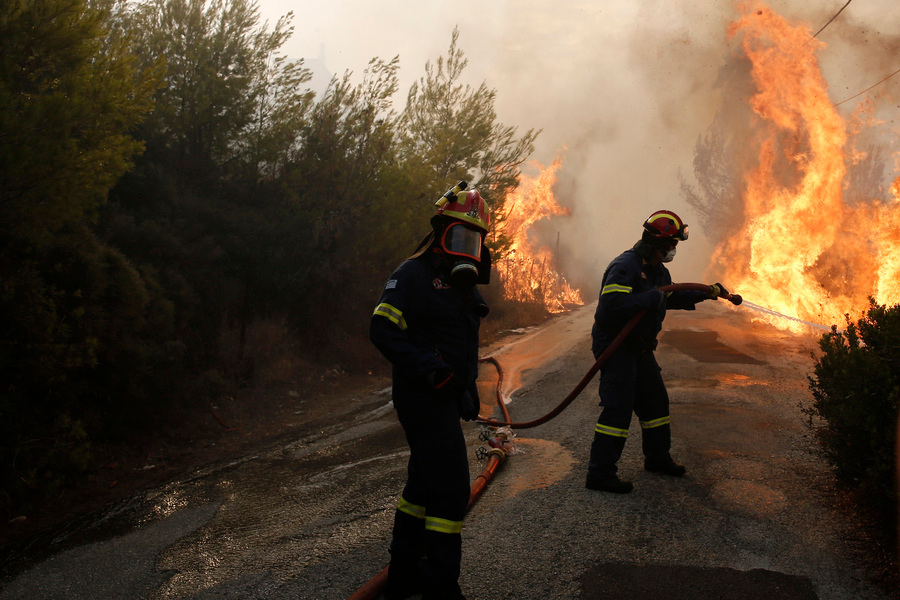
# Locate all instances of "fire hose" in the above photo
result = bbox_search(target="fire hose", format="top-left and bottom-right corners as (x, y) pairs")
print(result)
(479, 283), (742, 429)
(347, 282), (741, 600)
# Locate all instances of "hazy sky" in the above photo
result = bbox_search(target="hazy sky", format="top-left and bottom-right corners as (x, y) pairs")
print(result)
(255, 0), (899, 290)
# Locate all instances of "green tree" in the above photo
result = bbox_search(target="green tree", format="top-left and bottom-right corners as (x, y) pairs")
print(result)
(0, 0), (158, 244)
(104, 0), (315, 369)
(398, 27), (539, 257)
(126, 0), (313, 183)
(0, 0), (160, 507)
(283, 57), (403, 356)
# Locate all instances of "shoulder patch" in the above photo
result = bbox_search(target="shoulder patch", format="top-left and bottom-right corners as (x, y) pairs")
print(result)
(385, 279), (398, 290)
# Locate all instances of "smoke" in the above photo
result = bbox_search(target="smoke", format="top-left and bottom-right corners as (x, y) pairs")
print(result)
(260, 0), (900, 300)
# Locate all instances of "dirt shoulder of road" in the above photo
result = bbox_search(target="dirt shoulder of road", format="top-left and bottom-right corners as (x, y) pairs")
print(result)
(0, 372), (391, 555)
(0, 313), (547, 554)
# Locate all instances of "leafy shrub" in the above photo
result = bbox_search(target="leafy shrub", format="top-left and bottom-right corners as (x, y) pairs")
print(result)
(806, 299), (900, 533)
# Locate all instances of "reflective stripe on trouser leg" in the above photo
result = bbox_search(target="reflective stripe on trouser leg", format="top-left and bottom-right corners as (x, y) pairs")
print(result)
(639, 416), (670, 429)
(389, 496), (426, 581)
(398, 496), (426, 519)
(395, 395), (469, 589)
(595, 423), (629, 437)
(425, 515), (463, 534)
(588, 405), (633, 479)
(639, 417), (671, 461)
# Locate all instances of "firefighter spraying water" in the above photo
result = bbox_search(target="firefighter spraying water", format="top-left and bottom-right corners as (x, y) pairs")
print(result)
(585, 210), (740, 493)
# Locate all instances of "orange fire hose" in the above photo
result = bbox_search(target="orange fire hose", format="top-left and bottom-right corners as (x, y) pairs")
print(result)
(347, 282), (739, 599)
(347, 448), (509, 600)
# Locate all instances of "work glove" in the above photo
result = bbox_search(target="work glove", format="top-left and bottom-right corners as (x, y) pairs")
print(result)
(459, 390), (480, 421)
(708, 282), (728, 299)
(427, 366), (467, 402)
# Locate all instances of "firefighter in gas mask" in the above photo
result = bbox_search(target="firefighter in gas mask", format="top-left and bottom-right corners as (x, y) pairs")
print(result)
(586, 210), (731, 494)
(369, 184), (491, 600)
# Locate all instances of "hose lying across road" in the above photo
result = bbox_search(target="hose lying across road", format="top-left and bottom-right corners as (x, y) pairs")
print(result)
(347, 283), (741, 599)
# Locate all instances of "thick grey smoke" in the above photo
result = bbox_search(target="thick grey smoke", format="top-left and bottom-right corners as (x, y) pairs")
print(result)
(261, 0), (900, 298)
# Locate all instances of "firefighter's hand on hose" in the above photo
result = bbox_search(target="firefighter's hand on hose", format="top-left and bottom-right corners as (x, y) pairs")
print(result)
(458, 391), (479, 421)
(427, 366), (467, 401)
(708, 282), (728, 298)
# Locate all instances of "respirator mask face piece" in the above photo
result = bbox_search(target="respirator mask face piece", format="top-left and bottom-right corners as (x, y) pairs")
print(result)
(662, 246), (677, 263)
(441, 223), (484, 286)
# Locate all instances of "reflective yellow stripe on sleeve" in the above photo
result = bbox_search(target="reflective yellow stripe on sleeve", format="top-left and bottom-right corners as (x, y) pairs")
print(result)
(374, 302), (408, 331)
(601, 283), (632, 295)
(425, 516), (463, 534)
(595, 423), (629, 438)
(397, 497), (426, 520)
(639, 416), (671, 429)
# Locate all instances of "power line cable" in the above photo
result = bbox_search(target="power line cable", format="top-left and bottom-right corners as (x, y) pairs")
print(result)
(807, 1), (898, 108)
(813, 0), (852, 37)
(835, 66), (900, 106)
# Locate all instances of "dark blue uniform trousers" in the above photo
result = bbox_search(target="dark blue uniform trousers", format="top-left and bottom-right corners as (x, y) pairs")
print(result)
(389, 395), (470, 590)
(588, 348), (673, 480)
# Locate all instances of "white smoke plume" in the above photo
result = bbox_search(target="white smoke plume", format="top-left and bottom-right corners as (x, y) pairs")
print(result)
(260, 0), (900, 299)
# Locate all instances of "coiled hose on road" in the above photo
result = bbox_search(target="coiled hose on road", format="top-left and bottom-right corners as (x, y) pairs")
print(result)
(347, 283), (741, 600)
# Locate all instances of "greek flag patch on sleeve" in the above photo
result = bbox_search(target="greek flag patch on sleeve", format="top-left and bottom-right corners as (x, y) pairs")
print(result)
(385, 279), (398, 290)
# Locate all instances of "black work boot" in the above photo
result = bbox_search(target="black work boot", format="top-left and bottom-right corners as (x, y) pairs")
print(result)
(421, 581), (466, 600)
(585, 475), (633, 493)
(384, 563), (424, 600)
(644, 456), (686, 477)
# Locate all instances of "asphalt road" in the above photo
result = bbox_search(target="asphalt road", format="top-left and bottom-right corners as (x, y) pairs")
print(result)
(0, 302), (893, 600)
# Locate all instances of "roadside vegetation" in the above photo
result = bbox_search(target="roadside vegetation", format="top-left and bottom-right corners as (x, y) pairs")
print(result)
(0, 0), (547, 530)
(805, 300), (900, 549)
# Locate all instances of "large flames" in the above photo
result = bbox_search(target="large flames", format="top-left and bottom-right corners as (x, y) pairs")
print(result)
(496, 156), (584, 313)
(712, 2), (900, 332)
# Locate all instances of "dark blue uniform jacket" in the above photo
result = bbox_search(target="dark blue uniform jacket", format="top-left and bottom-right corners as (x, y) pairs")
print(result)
(370, 253), (487, 410)
(591, 242), (707, 358)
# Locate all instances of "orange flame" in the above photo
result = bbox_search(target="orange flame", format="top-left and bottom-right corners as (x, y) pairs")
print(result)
(712, 2), (900, 332)
(497, 155), (584, 313)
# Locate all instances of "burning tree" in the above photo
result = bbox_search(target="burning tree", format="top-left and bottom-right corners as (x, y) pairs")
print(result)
(494, 156), (584, 314)
(686, 2), (900, 332)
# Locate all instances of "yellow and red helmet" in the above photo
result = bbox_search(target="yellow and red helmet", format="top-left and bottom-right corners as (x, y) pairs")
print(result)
(643, 210), (689, 241)
(436, 189), (491, 233)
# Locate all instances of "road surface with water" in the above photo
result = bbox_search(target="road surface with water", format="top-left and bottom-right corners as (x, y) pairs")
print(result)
(0, 302), (892, 599)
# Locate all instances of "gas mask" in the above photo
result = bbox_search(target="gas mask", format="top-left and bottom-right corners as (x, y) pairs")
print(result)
(662, 246), (677, 263)
(440, 222), (484, 287)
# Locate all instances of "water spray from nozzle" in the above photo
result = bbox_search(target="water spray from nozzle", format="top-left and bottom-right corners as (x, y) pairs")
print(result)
(739, 298), (832, 331)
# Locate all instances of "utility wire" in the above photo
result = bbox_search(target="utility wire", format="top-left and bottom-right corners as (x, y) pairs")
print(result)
(835, 66), (900, 106)
(813, 0), (852, 37)
(808, 1), (899, 108)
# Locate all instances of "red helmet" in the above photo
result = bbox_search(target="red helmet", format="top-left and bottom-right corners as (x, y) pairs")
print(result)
(436, 189), (491, 233)
(643, 210), (689, 241)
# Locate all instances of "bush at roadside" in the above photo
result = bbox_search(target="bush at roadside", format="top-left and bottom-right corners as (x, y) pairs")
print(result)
(806, 299), (900, 538)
